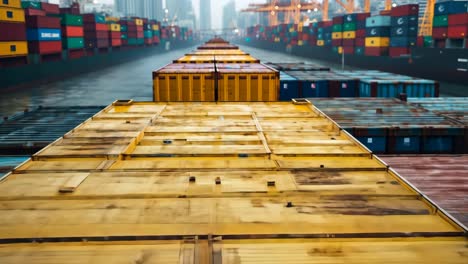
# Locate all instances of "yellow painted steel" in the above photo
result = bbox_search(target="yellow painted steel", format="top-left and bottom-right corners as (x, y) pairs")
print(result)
(153, 73), (215, 102)
(105, 16), (120, 22)
(332, 32), (342, 39)
(317, 40), (325, 46)
(343, 30), (356, 39)
(0, 6), (24, 23)
(108, 23), (121, 31)
(134, 18), (143, 26)
(189, 49), (246, 55)
(0, 0), (21, 8)
(365, 37), (390, 47)
(152, 24), (159, 31)
(0, 101), (466, 262)
(0, 41), (27, 57)
(174, 55), (260, 64)
(218, 73), (279, 102)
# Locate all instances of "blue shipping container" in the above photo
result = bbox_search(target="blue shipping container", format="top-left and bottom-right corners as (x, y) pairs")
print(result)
(359, 80), (404, 97)
(366, 16), (391, 27)
(391, 16), (419, 27)
(435, 0), (468, 15)
(390, 36), (417, 47)
(344, 14), (357, 23)
(404, 80), (438, 97)
(356, 20), (366, 29)
(301, 80), (329, 97)
(366, 27), (391, 37)
(423, 137), (454, 153)
(357, 136), (387, 153)
(279, 72), (300, 101)
(27, 29), (61, 41)
(393, 136), (420, 153)
(391, 26), (418, 37)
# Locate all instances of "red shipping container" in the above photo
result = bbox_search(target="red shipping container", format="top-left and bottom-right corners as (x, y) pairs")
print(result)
(144, 38), (153, 45)
(68, 49), (85, 59)
(111, 38), (122, 46)
(390, 4), (419, 17)
(0, 22), (26, 41)
(137, 31), (144, 38)
(84, 23), (107, 31)
(110, 32), (120, 39)
(448, 25), (467, 38)
(62, 26), (84, 37)
(365, 47), (389, 56)
(153, 36), (160, 44)
(137, 26), (143, 32)
(332, 39), (342, 46)
(355, 38), (365, 46)
(319, 21), (333, 27)
(389, 47), (411, 57)
(448, 13), (468, 26)
(342, 39), (354, 46)
(28, 41), (62, 54)
(127, 25), (137, 32)
(356, 29), (366, 38)
(432, 27), (448, 39)
(41, 3), (60, 14)
(380, 10), (391, 16)
(85, 31), (108, 39)
(85, 38), (109, 49)
(59, 7), (80, 15)
(120, 20), (136, 26)
(417, 36), (424, 47)
(25, 8), (46, 16)
(343, 46), (355, 54)
(127, 31), (137, 38)
(26, 16), (60, 29)
(333, 16), (344, 24)
(356, 13), (371, 21)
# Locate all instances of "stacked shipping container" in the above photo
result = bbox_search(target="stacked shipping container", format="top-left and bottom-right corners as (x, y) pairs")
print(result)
(143, 21), (153, 45)
(83, 14), (109, 50)
(24, 1), (62, 61)
(390, 4), (419, 57)
(151, 20), (161, 44)
(365, 15), (391, 56)
(0, 0), (27, 64)
(107, 20), (121, 48)
(56, 14), (84, 58)
(433, 0), (468, 48)
(331, 15), (343, 53)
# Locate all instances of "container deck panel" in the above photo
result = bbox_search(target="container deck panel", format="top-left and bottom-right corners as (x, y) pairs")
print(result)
(0, 102), (465, 262)
(381, 155), (468, 227)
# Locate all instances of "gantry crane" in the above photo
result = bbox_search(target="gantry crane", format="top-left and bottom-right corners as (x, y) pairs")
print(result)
(242, 0), (394, 24)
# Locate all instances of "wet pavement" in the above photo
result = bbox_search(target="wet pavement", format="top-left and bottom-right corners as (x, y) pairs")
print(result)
(1, 44), (466, 117)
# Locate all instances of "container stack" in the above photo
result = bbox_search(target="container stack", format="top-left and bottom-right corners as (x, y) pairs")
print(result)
(285, 71), (358, 98)
(26, 18), (62, 63)
(151, 20), (161, 45)
(353, 13), (370, 55)
(307, 22), (318, 46)
(107, 19), (121, 48)
(0, 0), (28, 66)
(317, 21), (332, 47)
(442, 0), (468, 48)
(57, 13), (84, 59)
(331, 15), (343, 53)
(389, 4), (419, 57)
(365, 15), (391, 56)
(135, 18), (144, 45)
(143, 21), (153, 45)
(83, 14), (109, 51)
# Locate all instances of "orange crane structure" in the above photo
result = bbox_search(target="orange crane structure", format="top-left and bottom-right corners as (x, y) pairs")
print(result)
(242, 0), (399, 24)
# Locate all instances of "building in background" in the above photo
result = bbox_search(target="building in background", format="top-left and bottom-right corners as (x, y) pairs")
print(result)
(200, 0), (211, 30)
(222, 0), (237, 29)
(165, 0), (196, 28)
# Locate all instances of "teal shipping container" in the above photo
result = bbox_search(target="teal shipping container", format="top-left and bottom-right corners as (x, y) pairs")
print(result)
(366, 16), (391, 27)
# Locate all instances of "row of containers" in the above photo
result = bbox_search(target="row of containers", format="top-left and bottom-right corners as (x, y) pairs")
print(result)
(152, 38), (439, 102)
(246, 1), (468, 56)
(274, 63), (439, 99)
(0, 0), (193, 66)
(310, 97), (468, 154)
(153, 38), (280, 102)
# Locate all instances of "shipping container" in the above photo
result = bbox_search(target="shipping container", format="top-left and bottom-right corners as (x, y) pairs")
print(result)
(26, 28), (61, 41)
(26, 16), (60, 28)
(174, 55), (260, 64)
(0, 101), (465, 263)
(366, 16), (391, 27)
(0, 0), (21, 8)
(0, 41), (27, 56)
(153, 63), (279, 102)
(62, 37), (84, 49)
(0, 6), (24, 23)
(27, 40), (62, 54)
(279, 71), (300, 101)
(264, 62), (330, 71)
(54, 14), (83, 26)
(0, 22), (26, 41)
(435, 0), (468, 15)
(311, 98), (466, 154)
(285, 71), (358, 98)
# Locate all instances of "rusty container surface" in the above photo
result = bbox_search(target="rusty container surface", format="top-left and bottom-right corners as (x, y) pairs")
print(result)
(0, 101), (466, 263)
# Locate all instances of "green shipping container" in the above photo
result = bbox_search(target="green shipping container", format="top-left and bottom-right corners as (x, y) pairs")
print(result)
(433, 15), (448, 27)
(121, 34), (128, 39)
(153, 31), (160, 36)
(343, 22), (356, 31)
(121, 25), (128, 32)
(144, 30), (153, 38)
(332, 24), (342, 32)
(355, 47), (364, 55)
(62, 37), (84, 49)
(332, 46), (339, 53)
(21, 1), (41, 9)
(54, 14), (83, 26)
(93, 15), (106, 24)
(423, 36), (433, 47)
(127, 38), (144, 45)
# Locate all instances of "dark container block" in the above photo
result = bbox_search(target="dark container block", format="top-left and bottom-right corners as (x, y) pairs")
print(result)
(0, 22), (26, 41)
